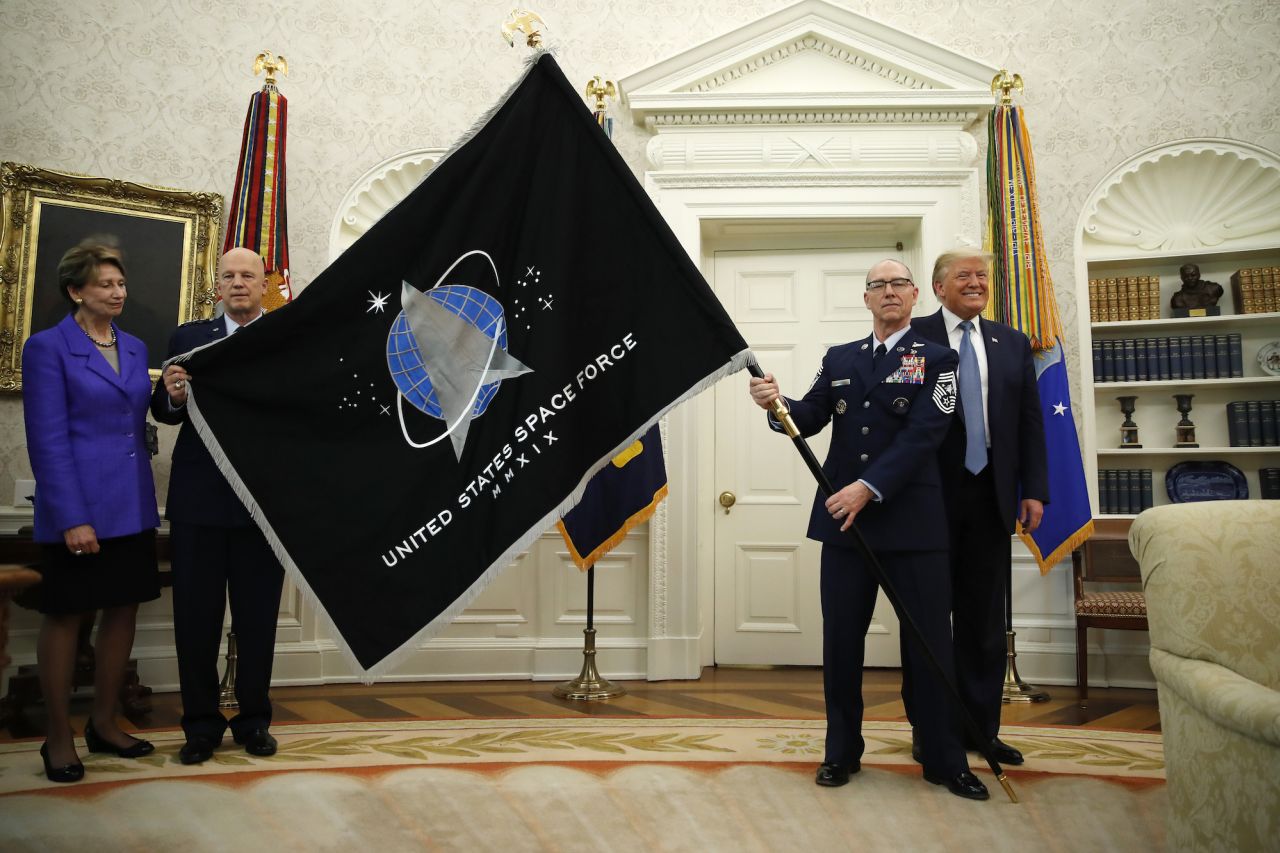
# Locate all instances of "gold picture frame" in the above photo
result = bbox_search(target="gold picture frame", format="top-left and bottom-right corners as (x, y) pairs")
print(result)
(0, 162), (223, 391)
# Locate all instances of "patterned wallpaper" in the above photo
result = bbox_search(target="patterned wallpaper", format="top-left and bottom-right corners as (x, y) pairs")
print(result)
(2, 0), (1278, 506)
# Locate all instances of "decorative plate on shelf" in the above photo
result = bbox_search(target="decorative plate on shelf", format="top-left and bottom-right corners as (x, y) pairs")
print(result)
(1166, 461), (1249, 503)
(1259, 341), (1280, 377)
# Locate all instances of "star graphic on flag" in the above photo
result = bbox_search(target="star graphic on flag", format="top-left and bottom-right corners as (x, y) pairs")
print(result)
(1052, 401), (1068, 416)
(367, 291), (389, 313)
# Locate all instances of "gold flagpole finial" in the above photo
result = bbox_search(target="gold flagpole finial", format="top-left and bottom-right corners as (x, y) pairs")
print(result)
(253, 51), (288, 91)
(991, 69), (1023, 106)
(502, 10), (547, 49)
(583, 76), (617, 113)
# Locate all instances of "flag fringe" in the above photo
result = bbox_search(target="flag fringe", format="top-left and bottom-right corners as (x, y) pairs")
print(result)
(182, 347), (751, 681)
(557, 482), (670, 571)
(1018, 518), (1095, 576)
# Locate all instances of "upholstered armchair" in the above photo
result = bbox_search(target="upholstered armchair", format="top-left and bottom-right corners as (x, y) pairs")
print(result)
(1129, 501), (1280, 853)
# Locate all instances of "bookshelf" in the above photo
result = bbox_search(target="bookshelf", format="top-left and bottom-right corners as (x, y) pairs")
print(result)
(1074, 139), (1280, 519)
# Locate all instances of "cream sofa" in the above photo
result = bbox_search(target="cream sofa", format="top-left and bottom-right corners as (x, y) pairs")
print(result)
(1129, 501), (1280, 853)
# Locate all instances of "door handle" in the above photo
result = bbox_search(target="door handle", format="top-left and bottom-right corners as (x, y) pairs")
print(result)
(718, 491), (736, 515)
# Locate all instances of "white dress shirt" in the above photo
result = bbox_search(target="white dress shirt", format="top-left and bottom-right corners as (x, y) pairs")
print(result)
(940, 305), (991, 446)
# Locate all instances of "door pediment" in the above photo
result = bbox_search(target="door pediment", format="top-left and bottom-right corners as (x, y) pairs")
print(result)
(620, 0), (999, 127)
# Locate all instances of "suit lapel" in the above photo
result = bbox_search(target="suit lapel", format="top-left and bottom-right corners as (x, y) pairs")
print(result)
(58, 315), (128, 394)
(117, 327), (145, 388)
(852, 335), (877, 391)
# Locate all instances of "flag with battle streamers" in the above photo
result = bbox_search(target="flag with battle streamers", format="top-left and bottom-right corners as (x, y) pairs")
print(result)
(224, 71), (291, 310)
(984, 99), (1093, 573)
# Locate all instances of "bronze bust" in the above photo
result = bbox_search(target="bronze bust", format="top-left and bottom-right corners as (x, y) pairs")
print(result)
(1170, 263), (1223, 310)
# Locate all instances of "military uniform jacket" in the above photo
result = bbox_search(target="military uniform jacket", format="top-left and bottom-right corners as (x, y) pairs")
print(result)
(149, 316), (254, 527)
(771, 332), (958, 553)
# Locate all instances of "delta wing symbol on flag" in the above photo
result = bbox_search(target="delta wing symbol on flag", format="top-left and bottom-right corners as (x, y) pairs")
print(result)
(172, 54), (750, 677)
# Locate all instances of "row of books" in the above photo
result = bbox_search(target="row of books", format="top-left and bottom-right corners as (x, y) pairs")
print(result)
(1230, 267), (1280, 315)
(1263, 468), (1280, 499)
(1100, 468), (1280, 514)
(1093, 334), (1243, 382)
(1088, 276), (1160, 322)
(1098, 469), (1153, 514)
(1226, 401), (1280, 446)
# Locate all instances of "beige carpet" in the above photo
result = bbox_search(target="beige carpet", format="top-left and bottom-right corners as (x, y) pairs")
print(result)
(0, 718), (1165, 851)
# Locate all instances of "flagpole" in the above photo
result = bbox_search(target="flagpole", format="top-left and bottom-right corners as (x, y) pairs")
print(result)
(550, 61), (626, 702)
(748, 359), (1018, 803)
(989, 69), (1053, 706)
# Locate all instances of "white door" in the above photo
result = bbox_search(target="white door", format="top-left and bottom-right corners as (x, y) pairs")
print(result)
(713, 247), (903, 666)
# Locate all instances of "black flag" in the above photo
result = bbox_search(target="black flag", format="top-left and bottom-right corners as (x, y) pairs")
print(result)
(175, 54), (749, 676)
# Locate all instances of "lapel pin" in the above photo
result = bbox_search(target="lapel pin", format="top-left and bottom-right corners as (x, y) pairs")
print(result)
(860, 343), (869, 350)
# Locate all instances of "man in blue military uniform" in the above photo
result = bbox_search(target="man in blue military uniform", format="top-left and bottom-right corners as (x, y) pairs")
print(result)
(749, 258), (988, 800)
(151, 247), (285, 765)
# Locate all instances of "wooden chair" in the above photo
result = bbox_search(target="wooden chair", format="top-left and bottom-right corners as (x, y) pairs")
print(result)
(1073, 519), (1148, 707)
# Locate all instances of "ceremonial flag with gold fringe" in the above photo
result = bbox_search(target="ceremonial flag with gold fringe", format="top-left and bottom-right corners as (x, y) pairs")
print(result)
(984, 97), (1093, 573)
(557, 100), (668, 569)
(224, 61), (291, 310)
(559, 424), (667, 569)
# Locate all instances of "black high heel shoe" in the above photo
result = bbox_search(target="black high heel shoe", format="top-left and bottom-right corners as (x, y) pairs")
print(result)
(40, 742), (84, 783)
(85, 718), (155, 758)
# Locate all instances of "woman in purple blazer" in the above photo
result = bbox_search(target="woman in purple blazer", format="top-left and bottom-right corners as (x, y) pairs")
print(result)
(22, 240), (161, 782)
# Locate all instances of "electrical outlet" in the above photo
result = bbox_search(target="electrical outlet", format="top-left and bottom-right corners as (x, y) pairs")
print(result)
(14, 479), (35, 507)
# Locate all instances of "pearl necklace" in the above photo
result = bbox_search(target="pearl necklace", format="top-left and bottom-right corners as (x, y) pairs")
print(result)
(79, 323), (116, 348)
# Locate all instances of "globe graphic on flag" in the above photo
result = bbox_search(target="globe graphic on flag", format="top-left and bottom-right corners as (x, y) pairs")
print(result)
(386, 284), (510, 418)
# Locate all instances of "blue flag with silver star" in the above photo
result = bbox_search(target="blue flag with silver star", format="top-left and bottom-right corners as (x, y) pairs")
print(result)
(169, 54), (749, 677)
(1026, 340), (1093, 571)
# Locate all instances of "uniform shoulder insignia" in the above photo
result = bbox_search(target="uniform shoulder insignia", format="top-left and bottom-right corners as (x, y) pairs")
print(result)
(932, 370), (957, 414)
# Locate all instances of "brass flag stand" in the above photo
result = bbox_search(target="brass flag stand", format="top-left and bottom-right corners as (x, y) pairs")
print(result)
(554, 566), (625, 700)
(218, 632), (239, 708)
(553, 70), (626, 702)
(1002, 584), (1047, 702)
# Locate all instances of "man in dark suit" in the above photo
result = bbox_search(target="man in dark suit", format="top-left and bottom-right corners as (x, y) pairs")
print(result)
(151, 247), (284, 764)
(906, 248), (1049, 766)
(749, 259), (987, 801)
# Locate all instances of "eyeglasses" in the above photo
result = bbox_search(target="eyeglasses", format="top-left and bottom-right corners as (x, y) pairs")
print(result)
(866, 278), (914, 292)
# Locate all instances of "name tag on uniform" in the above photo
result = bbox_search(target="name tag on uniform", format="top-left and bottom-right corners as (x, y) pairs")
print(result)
(831, 379), (850, 387)
(884, 354), (925, 384)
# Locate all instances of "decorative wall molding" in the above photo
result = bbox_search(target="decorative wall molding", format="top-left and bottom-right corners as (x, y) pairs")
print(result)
(648, 169), (976, 189)
(1081, 138), (1280, 256)
(644, 129), (979, 170)
(643, 110), (980, 128)
(683, 34), (934, 93)
(328, 148), (444, 262)
(620, 0), (998, 129)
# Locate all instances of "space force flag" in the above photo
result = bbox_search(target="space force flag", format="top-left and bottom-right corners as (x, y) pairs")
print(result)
(173, 53), (750, 677)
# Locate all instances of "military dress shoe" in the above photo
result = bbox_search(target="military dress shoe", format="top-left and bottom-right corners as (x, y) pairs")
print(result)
(179, 735), (221, 765)
(234, 728), (278, 757)
(967, 737), (1024, 766)
(815, 761), (859, 787)
(923, 769), (990, 801)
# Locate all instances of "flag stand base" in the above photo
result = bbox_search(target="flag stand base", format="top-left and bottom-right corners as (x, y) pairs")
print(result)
(554, 628), (625, 701)
(218, 631), (239, 709)
(1001, 630), (1049, 703)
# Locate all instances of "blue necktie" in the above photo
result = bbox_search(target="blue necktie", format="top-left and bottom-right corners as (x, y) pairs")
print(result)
(872, 343), (886, 368)
(958, 320), (988, 474)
